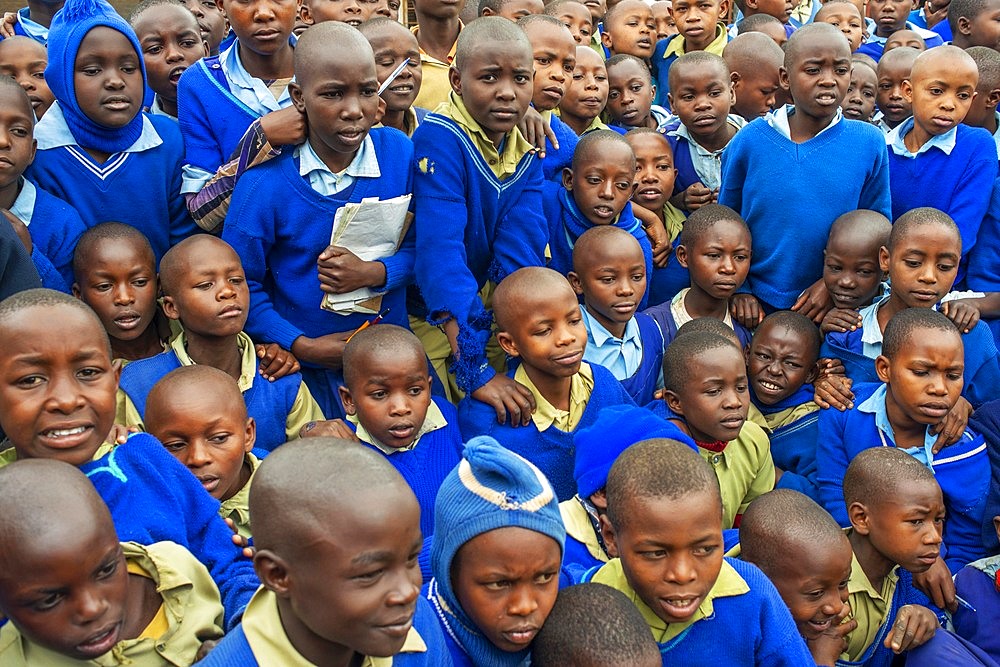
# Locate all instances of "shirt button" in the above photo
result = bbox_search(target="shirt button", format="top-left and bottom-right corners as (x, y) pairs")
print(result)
(489, 158), (497, 165)
(712, 455), (721, 464)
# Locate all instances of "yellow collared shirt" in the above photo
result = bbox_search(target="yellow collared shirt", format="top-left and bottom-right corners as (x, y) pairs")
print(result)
(0, 440), (115, 468)
(412, 23), (461, 111)
(662, 23), (728, 59)
(220, 452), (260, 539)
(698, 421), (775, 528)
(592, 557), (750, 644)
(760, 401), (820, 432)
(559, 497), (608, 563)
(514, 362), (595, 432)
(843, 552), (900, 662)
(349, 400), (449, 455)
(433, 92), (536, 180)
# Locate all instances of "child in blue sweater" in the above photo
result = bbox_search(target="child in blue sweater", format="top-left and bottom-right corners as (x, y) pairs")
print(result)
(0, 289), (259, 628)
(719, 23), (891, 317)
(650, 0), (729, 107)
(223, 23), (415, 420)
(606, 54), (671, 132)
(857, 0), (943, 62)
(358, 18), (426, 137)
(0, 0), (63, 44)
(458, 267), (636, 501)
(26, 0), (196, 262)
(818, 308), (991, 573)
(412, 17), (547, 419)
(886, 46), (996, 275)
(723, 32), (784, 122)
(582, 438), (813, 665)
(198, 439), (449, 666)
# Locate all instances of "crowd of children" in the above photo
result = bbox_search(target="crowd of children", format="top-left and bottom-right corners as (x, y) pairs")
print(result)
(3, 0), (1000, 662)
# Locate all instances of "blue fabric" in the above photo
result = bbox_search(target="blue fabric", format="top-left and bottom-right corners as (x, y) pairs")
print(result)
(0, 213), (40, 298)
(412, 113), (547, 393)
(642, 300), (753, 351)
(81, 432), (258, 629)
(647, 230), (690, 306)
(753, 385), (821, 501)
(817, 383), (991, 572)
(562, 521), (605, 573)
(856, 24), (944, 62)
(45, 0), (146, 154)
(31, 246), (68, 292)
(617, 312), (664, 405)
(719, 118), (891, 309)
(966, 176), (1000, 292)
(904, 629), (1000, 667)
(650, 34), (680, 108)
(969, 399), (1000, 553)
(457, 363), (636, 501)
(17, 180), (86, 289)
(953, 562), (1000, 663)
(26, 113), (197, 262)
(542, 112), (578, 182)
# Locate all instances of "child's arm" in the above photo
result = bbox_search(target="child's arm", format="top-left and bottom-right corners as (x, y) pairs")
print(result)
(809, 603), (857, 666)
(283, 382), (327, 442)
(821, 307), (864, 335)
(883, 605), (938, 654)
(857, 138), (892, 219)
(815, 407), (852, 526)
(670, 181), (716, 212)
(946, 147), (996, 258)
(791, 278), (833, 324)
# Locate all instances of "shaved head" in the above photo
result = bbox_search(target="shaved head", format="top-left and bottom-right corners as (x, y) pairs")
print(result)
(294, 21), (375, 87)
(493, 267), (576, 332)
(342, 323), (427, 388)
(158, 234), (241, 296)
(723, 31), (783, 72)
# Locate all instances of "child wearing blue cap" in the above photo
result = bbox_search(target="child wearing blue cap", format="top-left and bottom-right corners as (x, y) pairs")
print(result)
(427, 435), (566, 667)
(26, 0), (196, 261)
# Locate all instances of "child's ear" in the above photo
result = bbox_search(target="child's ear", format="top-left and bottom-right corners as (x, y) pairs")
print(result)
(160, 295), (181, 321)
(878, 245), (890, 274)
(847, 500), (871, 534)
(987, 88), (1000, 111)
(901, 78), (913, 104)
(778, 66), (790, 92)
(202, 39), (210, 56)
(567, 270), (585, 296)
(806, 360), (820, 384)
(338, 386), (357, 416)
(599, 513), (619, 557)
(71, 282), (81, 298)
(957, 15), (973, 37)
(496, 330), (520, 358)
(112, 358), (123, 389)
(666, 92), (674, 110)
(875, 354), (891, 383)
(664, 388), (685, 416)
(675, 243), (689, 268)
(254, 550), (292, 596)
(215, 0), (224, 13)
(243, 417), (256, 453)
(289, 81), (307, 114)
(449, 66), (463, 96)
(718, 0), (730, 16)
(481, 6), (495, 15)
(601, 31), (613, 48)
(298, 2), (315, 25)
(374, 96), (386, 125)
(731, 70), (742, 90)
(561, 167), (574, 191)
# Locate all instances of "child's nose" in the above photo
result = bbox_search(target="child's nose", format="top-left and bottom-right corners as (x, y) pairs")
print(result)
(507, 586), (540, 617)
(73, 587), (110, 626)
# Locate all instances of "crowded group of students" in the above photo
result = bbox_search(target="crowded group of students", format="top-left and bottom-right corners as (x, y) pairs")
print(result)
(3, 0), (1000, 661)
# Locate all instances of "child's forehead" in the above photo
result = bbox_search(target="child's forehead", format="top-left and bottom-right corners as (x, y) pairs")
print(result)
(893, 224), (961, 254)
(0, 36), (47, 62)
(753, 320), (809, 348)
(459, 41), (533, 71)
(558, 2), (592, 18)
(911, 53), (979, 85)
(134, 3), (201, 31)
(0, 85), (36, 120)
(789, 35), (851, 65)
(671, 62), (729, 88)
(78, 25), (139, 56)
(79, 237), (155, 272)
(576, 237), (645, 270)
(607, 59), (649, 81)
(626, 131), (673, 155)
(1, 305), (111, 356)
(525, 19), (575, 44)
(366, 22), (420, 50)
(816, 3), (861, 19)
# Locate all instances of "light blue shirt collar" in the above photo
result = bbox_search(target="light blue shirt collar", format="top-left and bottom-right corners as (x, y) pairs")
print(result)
(219, 41), (293, 116)
(294, 134), (380, 197)
(580, 307), (644, 382)
(670, 114), (746, 190)
(766, 104), (842, 140)
(858, 294), (889, 358)
(864, 20), (939, 44)
(857, 383), (936, 467)
(10, 178), (36, 227)
(15, 7), (48, 42)
(887, 117), (957, 158)
(33, 102), (163, 152)
(149, 96), (177, 121)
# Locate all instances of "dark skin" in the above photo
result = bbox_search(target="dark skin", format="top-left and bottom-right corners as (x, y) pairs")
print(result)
(413, 0), (462, 64)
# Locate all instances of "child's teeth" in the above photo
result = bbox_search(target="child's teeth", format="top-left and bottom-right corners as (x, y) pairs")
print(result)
(47, 427), (85, 437)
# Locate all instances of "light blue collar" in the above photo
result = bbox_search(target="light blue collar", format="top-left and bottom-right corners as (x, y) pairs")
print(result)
(15, 7), (47, 42)
(34, 102), (162, 152)
(149, 96), (177, 121)
(219, 41), (293, 115)
(766, 104), (842, 140)
(293, 135), (380, 197)
(858, 294), (889, 358)
(10, 178), (36, 227)
(865, 20), (939, 44)
(582, 306), (640, 347)
(857, 383), (936, 467)
(887, 117), (957, 158)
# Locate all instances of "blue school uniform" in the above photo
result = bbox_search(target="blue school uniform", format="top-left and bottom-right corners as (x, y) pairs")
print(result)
(953, 555), (1000, 664)
(650, 25), (730, 109)
(970, 399), (1000, 553)
(642, 297), (754, 350)
(581, 309), (663, 405)
(3, 7), (48, 43)
(541, 111), (578, 182)
(751, 384), (821, 501)
(856, 22), (944, 62)
(664, 114), (746, 196)
(817, 382), (991, 572)
(10, 178), (86, 292)
(967, 177), (1000, 293)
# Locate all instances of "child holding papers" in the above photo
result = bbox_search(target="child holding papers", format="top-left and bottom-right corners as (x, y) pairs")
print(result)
(223, 22), (416, 419)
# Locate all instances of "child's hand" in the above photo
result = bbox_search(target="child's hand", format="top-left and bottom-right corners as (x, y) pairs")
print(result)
(299, 419), (360, 441)
(256, 343), (300, 380)
(792, 279), (833, 324)
(677, 182), (714, 211)
(0, 13), (16, 39)
(816, 358), (846, 378)
(106, 424), (140, 445)
(224, 517), (256, 560)
(929, 396), (971, 453)
(884, 605), (938, 654)
(291, 332), (353, 370)
(472, 374), (537, 427)
(2, 209), (31, 254)
(632, 205), (671, 267)
(821, 307), (862, 335)
(813, 374), (854, 411)
(730, 293), (764, 329)
(911, 556), (957, 612)
(259, 106), (308, 147)
(317, 245), (386, 293)
(940, 298), (981, 334)
(808, 603), (857, 666)
(195, 640), (220, 662)
(517, 107), (557, 157)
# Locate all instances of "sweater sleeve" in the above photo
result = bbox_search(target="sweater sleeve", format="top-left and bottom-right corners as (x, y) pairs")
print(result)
(0, 219), (40, 299)
(491, 159), (547, 284)
(816, 406), (852, 526)
(718, 128), (749, 215)
(178, 64), (226, 176)
(155, 116), (201, 247)
(31, 246), (68, 292)
(858, 134), (892, 219)
(963, 322), (1000, 410)
(948, 140), (995, 257)
(457, 394), (501, 441)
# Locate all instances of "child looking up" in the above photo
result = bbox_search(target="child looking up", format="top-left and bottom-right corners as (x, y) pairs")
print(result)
(858, 0), (943, 61)
(584, 438), (813, 664)
(0, 36), (54, 118)
(358, 18), (425, 137)
(600, 0), (656, 58)
(459, 267), (635, 500)
(557, 45), (610, 136)
(875, 46), (919, 133)
(0, 460), (225, 665)
(28, 0), (197, 262)
(650, 0), (730, 107)
(719, 23), (891, 318)
(963, 46), (1000, 153)
(844, 59), (879, 123)
(722, 32), (783, 122)
(821, 210), (892, 335)
(606, 54), (670, 131)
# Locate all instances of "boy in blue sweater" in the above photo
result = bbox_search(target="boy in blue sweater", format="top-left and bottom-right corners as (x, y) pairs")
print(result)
(412, 17), (546, 422)
(117, 235), (324, 451)
(818, 308), (991, 573)
(26, 0), (197, 262)
(719, 23), (891, 320)
(458, 267), (635, 501)
(0, 289), (259, 628)
(649, 0), (729, 107)
(887, 46), (997, 274)
(583, 438), (813, 664)
(223, 23), (415, 420)
(199, 439), (449, 666)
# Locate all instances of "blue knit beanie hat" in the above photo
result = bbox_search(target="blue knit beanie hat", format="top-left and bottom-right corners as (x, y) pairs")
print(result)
(574, 404), (697, 499)
(46, 0), (146, 154)
(429, 436), (565, 667)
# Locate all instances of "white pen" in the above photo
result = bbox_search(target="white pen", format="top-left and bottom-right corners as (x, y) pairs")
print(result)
(378, 59), (411, 96)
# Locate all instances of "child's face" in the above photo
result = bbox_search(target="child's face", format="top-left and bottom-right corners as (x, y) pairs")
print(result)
(628, 132), (677, 213)
(816, 4), (864, 51)
(368, 26), (422, 114)
(666, 345), (749, 442)
(525, 22), (577, 112)
(0, 518), (128, 659)
(185, 0), (228, 54)
(748, 322), (817, 405)
(414, 0), (463, 20)
(602, 1), (656, 58)
(301, 0), (374, 27)
(0, 87), (36, 191)
(450, 42), (534, 147)
(569, 235), (647, 338)
(374, 0), (403, 21)
(903, 54), (978, 137)
(876, 56), (913, 126)
(340, 347), (433, 450)
(670, 0), (727, 50)
(823, 226), (882, 310)
(72, 239), (158, 346)
(877, 328), (964, 426)
(881, 225), (960, 309)
(651, 1), (677, 40)
(884, 29), (925, 52)
(964, 77), (1000, 128)
(965, 0), (1000, 49)
(147, 388), (255, 501)
(554, 2), (595, 44)
(290, 51), (380, 171)
(868, 0), (913, 36)
(583, 0), (607, 23)
(0, 305), (119, 466)
(668, 63), (735, 143)
(755, 20), (789, 47)
(676, 219), (752, 305)
(490, 0), (545, 20)
(452, 527), (562, 652)
(781, 33), (851, 123)
(161, 243), (250, 339)
(842, 64), (878, 121)
(562, 142), (636, 225)
(604, 490), (724, 624)
(0, 39), (54, 118)
(732, 65), (781, 120)
(73, 27), (144, 129)
(220, 0), (296, 55)
(607, 59), (655, 128)
(559, 47), (608, 122)
(496, 286), (587, 381)
(133, 4), (207, 103)
(767, 538), (852, 641)
(857, 482), (944, 574)
(753, 0), (794, 23)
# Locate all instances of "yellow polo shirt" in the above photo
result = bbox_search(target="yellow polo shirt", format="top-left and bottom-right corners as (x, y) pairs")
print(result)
(349, 400), (448, 455)
(661, 23), (728, 59)
(0, 440), (115, 468)
(431, 93), (536, 180)
(559, 497), (608, 563)
(412, 23), (461, 111)
(514, 362), (595, 433)
(843, 552), (900, 662)
(699, 421), (775, 528)
(220, 452), (260, 540)
(759, 401), (820, 432)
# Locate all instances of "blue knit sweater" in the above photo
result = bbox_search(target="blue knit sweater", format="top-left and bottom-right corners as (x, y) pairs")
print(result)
(412, 113), (547, 393)
(887, 124), (997, 264)
(81, 433), (258, 629)
(542, 112), (578, 182)
(753, 386), (821, 502)
(718, 117), (891, 309)
(456, 363), (635, 501)
(118, 346), (306, 452)
(817, 383), (990, 572)
(616, 312), (664, 405)
(966, 176), (1000, 292)
(25, 114), (196, 262)
(969, 399), (1000, 553)
(22, 181), (87, 289)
